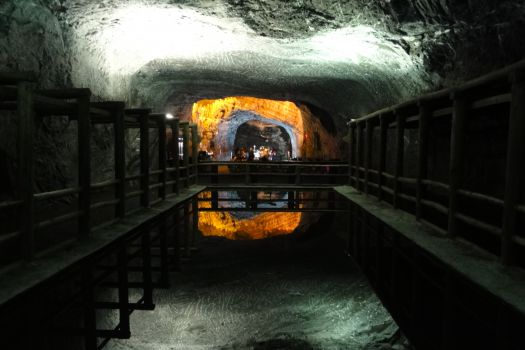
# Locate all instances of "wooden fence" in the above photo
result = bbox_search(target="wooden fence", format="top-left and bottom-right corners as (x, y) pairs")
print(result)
(0, 73), (199, 265)
(197, 161), (349, 186)
(348, 59), (525, 266)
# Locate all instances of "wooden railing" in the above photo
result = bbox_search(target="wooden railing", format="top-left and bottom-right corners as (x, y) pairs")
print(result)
(197, 161), (349, 186)
(0, 73), (200, 266)
(348, 59), (525, 266)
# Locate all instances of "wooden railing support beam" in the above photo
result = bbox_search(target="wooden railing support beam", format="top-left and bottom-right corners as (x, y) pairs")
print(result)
(447, 92), (467, 237)
(502, 71), (525, 264)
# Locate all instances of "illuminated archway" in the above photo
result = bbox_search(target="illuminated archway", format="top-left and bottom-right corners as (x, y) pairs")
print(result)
(192, 96), (305, 160)
(217, 110), (298, 160)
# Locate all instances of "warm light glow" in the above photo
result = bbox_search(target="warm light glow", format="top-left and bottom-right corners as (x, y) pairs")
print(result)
(192, 96), (305, 160)
(191, 96), (341, 160)
(198, 191), (302, 240)
(166, 113), (174, 119)
(199, 211), (302, 240)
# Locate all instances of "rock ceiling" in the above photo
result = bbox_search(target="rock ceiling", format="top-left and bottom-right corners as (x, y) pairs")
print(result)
(42, 0), (523, 122)
(58, 0), (439, 121)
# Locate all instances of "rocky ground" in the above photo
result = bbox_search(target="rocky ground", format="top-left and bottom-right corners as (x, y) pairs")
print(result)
(106, 233), (411, 350)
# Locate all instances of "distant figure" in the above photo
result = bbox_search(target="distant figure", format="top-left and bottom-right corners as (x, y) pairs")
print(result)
(248, 147), (255, 161)
(260, 147), (269, 161)
(240, 147), (247, 161)
(233, 147), (240, 161)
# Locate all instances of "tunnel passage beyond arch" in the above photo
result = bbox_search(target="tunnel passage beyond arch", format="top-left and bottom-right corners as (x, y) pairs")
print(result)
(223, 111), (298, 161)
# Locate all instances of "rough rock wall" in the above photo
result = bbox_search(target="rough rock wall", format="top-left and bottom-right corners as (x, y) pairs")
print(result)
(0, 0), (73, 201)
(0, 0), (117, 201)
(0, 0), (70, 88)
(387, 0), (525, 86)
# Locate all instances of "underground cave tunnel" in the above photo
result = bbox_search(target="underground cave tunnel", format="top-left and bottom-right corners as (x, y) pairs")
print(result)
(2, 0), (525, 349)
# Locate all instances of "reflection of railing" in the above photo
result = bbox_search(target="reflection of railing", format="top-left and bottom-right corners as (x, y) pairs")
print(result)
(348, 59), (525, 266)
(197, 161), (349, 186)
(198, 189), (347, 211)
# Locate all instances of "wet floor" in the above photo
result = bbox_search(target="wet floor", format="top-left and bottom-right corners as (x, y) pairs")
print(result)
(107, 232), (409, 350)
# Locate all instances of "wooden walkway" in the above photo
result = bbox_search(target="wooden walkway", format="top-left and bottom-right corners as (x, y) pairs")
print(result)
(0, 73), (202, 350)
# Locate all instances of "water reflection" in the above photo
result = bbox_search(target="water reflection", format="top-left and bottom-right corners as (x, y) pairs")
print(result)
(198, 190), (341, 240)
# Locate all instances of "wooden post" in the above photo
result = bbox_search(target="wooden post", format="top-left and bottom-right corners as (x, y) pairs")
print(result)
(182, 123), (190, 188)
(172, 206), (181, 270)
(348, 124), (354, 186)
(364, 119), (373, 195)
(245, 163), (251, 185)
(294, 164), (300, 185)
(393, 111), (405, 209)
(355, 123), (362, 192)
(183, 201), (190, 257)
(78, 91), (92, 238)
(17, 82), (35, 260)
(502, 71), (525, 264)
(117, 247), (130, 338)
(288, 191), (295, 209)
(114, 103), (126, 218)
(416, 102), (430, 220)
(378, 115), (388, 201)
(172, 119), (180, 195)
(191, 196), (198, 249)
(140, 113), (150, 207)
(82, 270), (97, 350)
(211, 190), (218, 209)
(191, 124), (199, 185)
(250, 191), (258, 209)
(158, 116), (167, 200)
(141, 228), (154, 309)
(447, 92), (467, 237)
(159, 216), (169, 287)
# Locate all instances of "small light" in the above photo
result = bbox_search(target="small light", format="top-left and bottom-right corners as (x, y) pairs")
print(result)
(166, 113), (174, 119)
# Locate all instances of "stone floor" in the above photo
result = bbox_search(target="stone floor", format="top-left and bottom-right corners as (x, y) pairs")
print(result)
(107, 232), (410, 350)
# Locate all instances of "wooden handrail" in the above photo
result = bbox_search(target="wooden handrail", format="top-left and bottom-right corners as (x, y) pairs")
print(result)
(347, 59), (525, 267)
(35, 211), (83, 230)
(455, 213), (502, 236)
(349, 58), (525, 128)
(0, 200), (24, 210)
(0, 76), (200, 267)
(34, 187), (81, 201)
(91, 180), (119, 190)
(457, 189), (504, 207)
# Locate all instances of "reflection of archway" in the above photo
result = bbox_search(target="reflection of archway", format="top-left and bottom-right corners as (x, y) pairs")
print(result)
(216, 110), (299, 161)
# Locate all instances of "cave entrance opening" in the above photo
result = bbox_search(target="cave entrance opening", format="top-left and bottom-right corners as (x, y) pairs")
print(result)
(233, 120), (293, 161)
(191, 96), (305, 161)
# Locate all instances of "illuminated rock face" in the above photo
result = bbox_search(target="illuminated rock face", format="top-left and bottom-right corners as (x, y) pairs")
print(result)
(56, 0), (437, 121)
(4, 0), (525, 124)
(192, 96), (340, 160)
